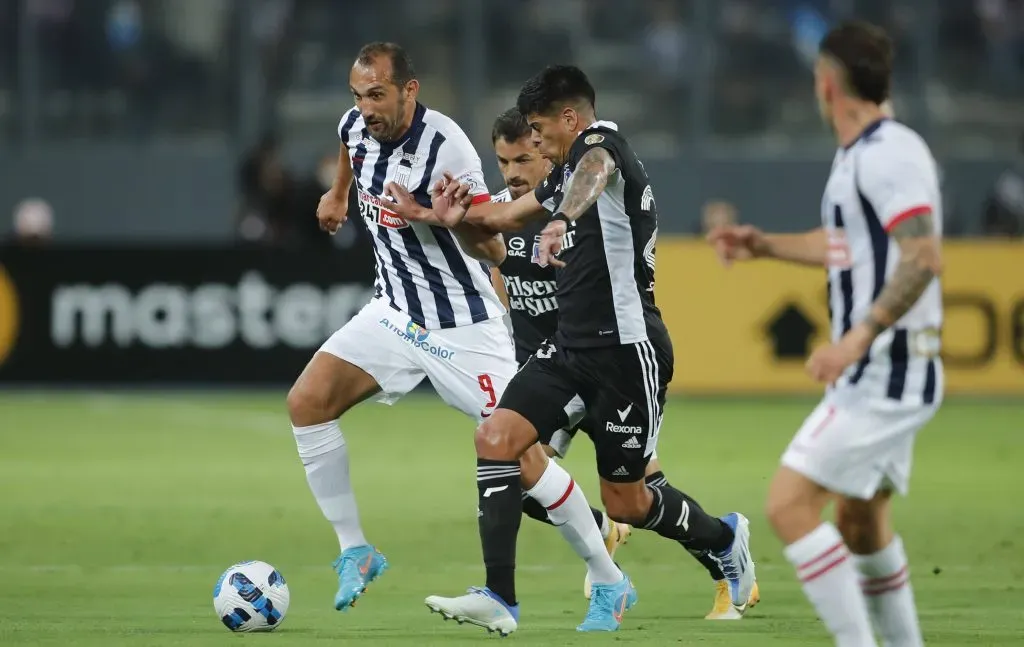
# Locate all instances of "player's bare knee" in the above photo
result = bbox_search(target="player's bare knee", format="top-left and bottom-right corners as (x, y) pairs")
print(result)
(287, 376), (344, 426)
(601, 481), (649, 525)
(474, 418), (516, 460)
(836, 495), (890, 553)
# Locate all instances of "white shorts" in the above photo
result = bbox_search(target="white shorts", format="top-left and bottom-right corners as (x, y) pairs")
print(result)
(319, 298), (517, 422)
(781, 396), (939, 500)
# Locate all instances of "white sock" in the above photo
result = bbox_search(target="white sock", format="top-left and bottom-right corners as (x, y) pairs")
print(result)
(854, 536), (923, 647)
(526, 460), (622, 586)
(785, 523), (877, 647)
(597, 509), (611, 540)
(293, 421), (367, 552)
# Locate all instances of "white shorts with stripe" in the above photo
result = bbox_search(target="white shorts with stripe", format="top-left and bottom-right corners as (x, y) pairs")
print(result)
(781, 391), (941, 499)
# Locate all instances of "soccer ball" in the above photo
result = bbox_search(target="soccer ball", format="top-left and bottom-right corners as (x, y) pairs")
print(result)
(213, 560), (290, 632)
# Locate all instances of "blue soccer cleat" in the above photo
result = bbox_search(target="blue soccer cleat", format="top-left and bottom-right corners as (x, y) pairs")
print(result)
(714, 512), (757, 614)
(333, 545), (388, 611)
(577, 573), (638, 632)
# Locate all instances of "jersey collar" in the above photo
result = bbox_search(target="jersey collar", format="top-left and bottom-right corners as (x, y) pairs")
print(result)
(843, 117), (888, 151)
(373, 102), (427, 151)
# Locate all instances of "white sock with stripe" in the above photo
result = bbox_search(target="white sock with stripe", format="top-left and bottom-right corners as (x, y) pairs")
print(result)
(784, 523), (877, 647)
(526, 459), (622, 586)
(854, 536), (923, 647)
(293, 421), (368, 552)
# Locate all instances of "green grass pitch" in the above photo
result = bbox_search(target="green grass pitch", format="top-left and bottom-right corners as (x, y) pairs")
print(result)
(0, 391), (1022, 645)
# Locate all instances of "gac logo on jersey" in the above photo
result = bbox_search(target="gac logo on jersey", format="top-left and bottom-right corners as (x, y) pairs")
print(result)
(358, 190), (409, 229)
(826, 230), (853, 269)
(507, 237), (527, 258)
(0, 264), (20, 367)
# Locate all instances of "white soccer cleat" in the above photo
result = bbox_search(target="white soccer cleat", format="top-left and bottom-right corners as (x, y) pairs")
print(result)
(584, 521), (631, 599)
(714, 512), (757, 614)
(425, 587), (519, 636)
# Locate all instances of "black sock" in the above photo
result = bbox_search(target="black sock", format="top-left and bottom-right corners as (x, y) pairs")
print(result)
(646, 471), (726, 580)
(521, 491), (553, 525)
(522, 489), (605, 532)
(642, 481), (734, 554)
(477, 459), (522, 606)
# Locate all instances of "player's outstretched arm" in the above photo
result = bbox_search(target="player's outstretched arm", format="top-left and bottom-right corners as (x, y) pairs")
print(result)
(864, 212), (942, 333)
(463, 191), (548, 235)
(707, 225), (828, 267)
(316, 141), (354, 234)
(553, 147), (615, 221)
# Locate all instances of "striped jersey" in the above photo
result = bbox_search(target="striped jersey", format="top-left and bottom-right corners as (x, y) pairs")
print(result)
(338, 102), (505, 329)
(822, 118), (943, 406)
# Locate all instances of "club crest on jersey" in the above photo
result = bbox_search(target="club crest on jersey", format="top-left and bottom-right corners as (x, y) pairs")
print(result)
(530, 235), (544, 266)
(584, 133), (604, 145)
(358, 189), (409, 229)
(826, 230), (853, 269)
(563, 166), (573, 185)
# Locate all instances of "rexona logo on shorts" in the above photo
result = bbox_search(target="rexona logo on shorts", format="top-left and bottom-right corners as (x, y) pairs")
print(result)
(50, 272), (374, 350)
(379, 318), (456, 360)
(605, 421), (643, 434)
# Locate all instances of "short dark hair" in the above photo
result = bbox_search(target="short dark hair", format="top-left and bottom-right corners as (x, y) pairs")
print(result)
(356, 42), (417, 88)
(491, 108), (531, 144)
(516, 65), (596, 117)
(819, 21), (893, 104)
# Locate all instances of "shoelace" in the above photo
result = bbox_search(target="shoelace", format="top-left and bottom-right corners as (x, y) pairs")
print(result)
(582, 585), (618, 624)
(714, 548), (742, 581)
(334, 551), (364, 580)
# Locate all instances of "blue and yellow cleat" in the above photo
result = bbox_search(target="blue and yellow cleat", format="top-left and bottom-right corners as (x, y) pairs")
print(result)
(577, 574), (638, 632)
(333, 545), (388, 611)
(714, 512), (757, 615)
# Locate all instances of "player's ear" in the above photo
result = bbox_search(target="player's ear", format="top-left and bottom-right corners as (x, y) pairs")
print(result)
(562, 106), (577, 132)
(403, 79), (420, 100)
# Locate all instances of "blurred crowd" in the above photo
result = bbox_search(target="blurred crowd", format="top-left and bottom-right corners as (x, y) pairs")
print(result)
(2, 0), (1024, 244)
(1, 0), (1023, 141)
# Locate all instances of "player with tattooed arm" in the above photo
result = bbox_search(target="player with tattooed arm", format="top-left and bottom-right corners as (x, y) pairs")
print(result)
(483, 107), (756, 618)
(708, 21), (942, 647)
(388, 66), (757, 634)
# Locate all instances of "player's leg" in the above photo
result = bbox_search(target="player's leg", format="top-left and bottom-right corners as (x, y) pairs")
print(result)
(287, 299), (424, 611)
(518, 441), (623, 595)
(643, 455), (760, 619)
(767, 465), (876, 646)
(421, 333), (618, 634)
(583, 341), (755, 616)
(768, 401), (900, 646)
(837, 491), (923, 647)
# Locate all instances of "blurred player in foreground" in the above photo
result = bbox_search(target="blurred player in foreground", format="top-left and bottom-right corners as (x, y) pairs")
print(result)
(709, 21), (942, 647)
(289, 42), (619, 615)
(487, 107), (754, 619)
(388, 66), (757, 634)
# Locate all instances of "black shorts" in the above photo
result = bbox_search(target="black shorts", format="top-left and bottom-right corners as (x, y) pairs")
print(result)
(500, 336), (672, 482)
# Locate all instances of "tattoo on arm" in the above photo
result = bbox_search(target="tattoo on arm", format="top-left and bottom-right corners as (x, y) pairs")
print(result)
(558, 147), (615, 221)
(870, 213), (941, 330)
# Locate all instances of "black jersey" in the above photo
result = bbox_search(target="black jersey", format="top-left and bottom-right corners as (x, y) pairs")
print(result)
(533, 122), (667, 349)
(494, 188), (558, 365)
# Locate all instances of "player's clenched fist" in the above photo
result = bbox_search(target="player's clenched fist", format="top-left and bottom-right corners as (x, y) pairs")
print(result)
(317, 190), (347, 234)
(706, 224), (769, 266)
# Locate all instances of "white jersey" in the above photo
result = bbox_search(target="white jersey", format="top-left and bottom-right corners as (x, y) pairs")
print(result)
(493, 188), (511, 203)
(338, 103), (505, 329)
(821, 118), (943, 406)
